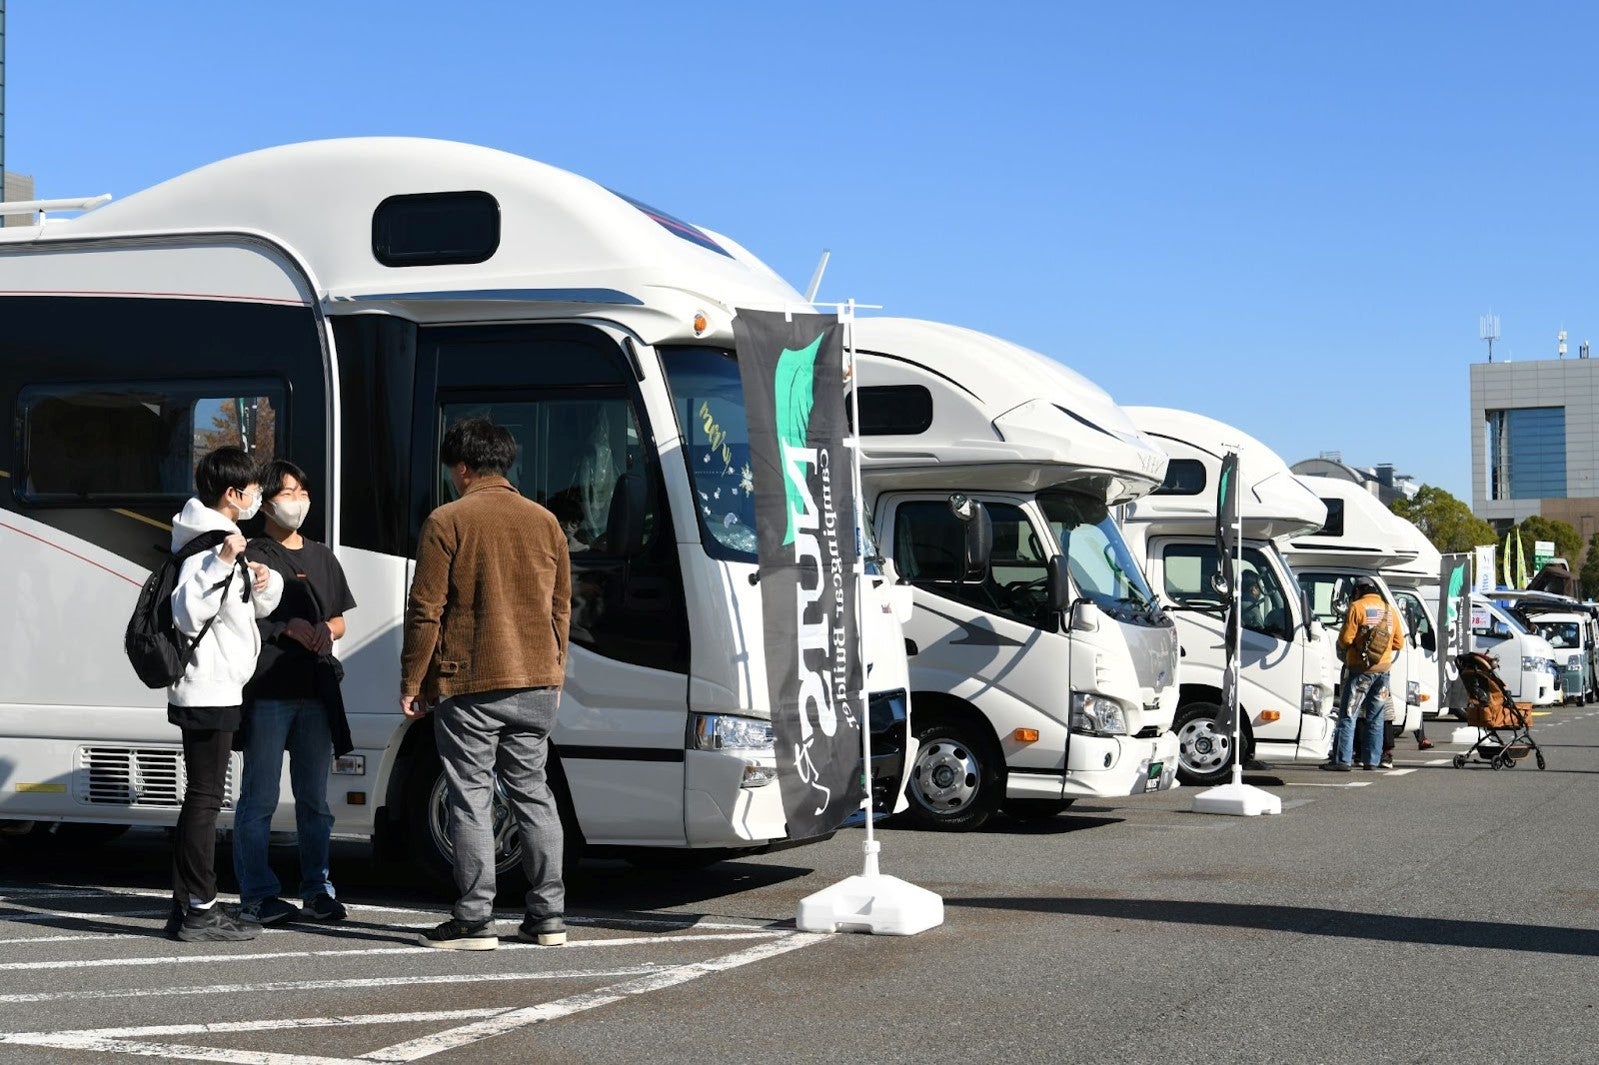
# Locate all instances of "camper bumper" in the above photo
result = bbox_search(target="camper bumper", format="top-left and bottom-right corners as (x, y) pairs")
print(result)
(1060, 729), (1180, 798)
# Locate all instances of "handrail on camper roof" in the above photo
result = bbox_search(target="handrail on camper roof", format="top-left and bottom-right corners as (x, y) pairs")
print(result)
(3, 194), (114, 222)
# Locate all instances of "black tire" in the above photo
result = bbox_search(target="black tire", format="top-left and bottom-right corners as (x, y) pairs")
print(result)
(902, 717), (1004, 832)
(1453, 753), (1468, 768)
(1536, 750), (1547, 770)
(402, 741), (582, 898)
(1173, 702), (1241, 786)
(1004, 798), (1075, 823)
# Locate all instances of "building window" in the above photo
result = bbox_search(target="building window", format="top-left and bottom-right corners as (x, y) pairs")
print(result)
(1487, 407), (1566, 500)
(17, 381), (282, 503)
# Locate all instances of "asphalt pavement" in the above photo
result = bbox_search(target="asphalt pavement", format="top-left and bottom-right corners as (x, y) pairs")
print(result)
(3, 705), (1598, 1064)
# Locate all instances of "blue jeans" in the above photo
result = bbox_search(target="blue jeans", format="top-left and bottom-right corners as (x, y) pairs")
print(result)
(232, 697), (336, 905)
(1332, 671), (1389, 767)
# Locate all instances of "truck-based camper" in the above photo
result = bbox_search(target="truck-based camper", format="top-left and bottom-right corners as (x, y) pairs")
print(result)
(1120, 408), (1335, 784)
(852, 318), (1180, 830)
(0, 138), (913, 877)
(1284, 474), (1428, 735)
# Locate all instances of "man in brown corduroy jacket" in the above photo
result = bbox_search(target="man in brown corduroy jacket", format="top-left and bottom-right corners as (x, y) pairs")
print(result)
(400, 416), (572, 951)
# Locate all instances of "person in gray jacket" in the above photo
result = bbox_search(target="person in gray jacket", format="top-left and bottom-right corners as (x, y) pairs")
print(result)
(164, 447), (283, 942)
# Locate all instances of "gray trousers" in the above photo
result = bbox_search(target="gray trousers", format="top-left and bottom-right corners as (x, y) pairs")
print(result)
(434, 687), (564, 923)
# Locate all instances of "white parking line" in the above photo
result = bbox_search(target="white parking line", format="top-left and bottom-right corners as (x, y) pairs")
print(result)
(1283, 781), (1373, 788)
(0, 965), (665, 1005)
(1383, 768), (1417, 777)
(0, 930), (784, 973)
(0, 932), (831, 1064)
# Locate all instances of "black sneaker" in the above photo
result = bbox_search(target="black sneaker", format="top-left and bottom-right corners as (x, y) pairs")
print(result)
(1320, 761), (1353, 773)
(303, 893), (347, 923)
(239, 896), (300, 926)
(176, 905), (259, 943)
(417, 917), (498, 950)
(518, 914), (567, 946)
(163, 899), (186, 936)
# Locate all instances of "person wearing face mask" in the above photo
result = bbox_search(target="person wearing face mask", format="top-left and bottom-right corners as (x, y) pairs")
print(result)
(165, 447), (283, 942)
(234, 459), (358, 927)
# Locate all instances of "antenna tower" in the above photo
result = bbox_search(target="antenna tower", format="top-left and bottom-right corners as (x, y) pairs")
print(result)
(1480, 312), (1500, 363)
(1558, 329), (1568, 359)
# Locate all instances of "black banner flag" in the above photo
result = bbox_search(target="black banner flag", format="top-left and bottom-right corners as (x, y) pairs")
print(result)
(732, 309), (865, 839)
(1215, 452), (1242, 736)
(1439, 553), (1471, 711)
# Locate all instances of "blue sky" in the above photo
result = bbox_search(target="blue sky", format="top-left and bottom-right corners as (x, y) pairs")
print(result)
(9, 1), (1597, 501)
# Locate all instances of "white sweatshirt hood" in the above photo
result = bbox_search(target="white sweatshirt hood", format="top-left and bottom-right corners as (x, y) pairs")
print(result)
(171, 497), (240, 552)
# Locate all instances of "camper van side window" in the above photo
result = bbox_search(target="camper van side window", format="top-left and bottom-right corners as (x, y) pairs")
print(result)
(372, 191), (500, 267)
(894, 500), (1055, 630)
(17, 382), (283, 503)
(855, 386), (933, 436)
(1317, 499), (1346, 537)
(1153, 459), (1206, 496)
(1163, 542), (1292, 640)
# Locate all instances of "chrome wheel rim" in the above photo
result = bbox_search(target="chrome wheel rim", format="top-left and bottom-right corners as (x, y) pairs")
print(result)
(427, 772), (524, 875)
(1177, 715), (1232, 776)
(910, 739), (982, 815)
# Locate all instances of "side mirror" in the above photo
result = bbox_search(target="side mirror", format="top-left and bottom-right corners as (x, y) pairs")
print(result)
(948, 493), (992, 582)
(605, 468), (649, 557)
(1045, 556), (1071, 615)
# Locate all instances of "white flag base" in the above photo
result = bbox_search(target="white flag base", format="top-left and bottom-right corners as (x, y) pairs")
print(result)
(1191, 781), (1282, 817)
(796, 843), (943, 936)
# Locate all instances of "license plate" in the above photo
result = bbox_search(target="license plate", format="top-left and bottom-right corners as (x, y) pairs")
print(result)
(1144, 761), (1164, 792)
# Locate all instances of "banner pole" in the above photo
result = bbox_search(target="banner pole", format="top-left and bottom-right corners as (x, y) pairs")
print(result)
(1231, 482), (1244, 789)
(843, 298), (879, 872)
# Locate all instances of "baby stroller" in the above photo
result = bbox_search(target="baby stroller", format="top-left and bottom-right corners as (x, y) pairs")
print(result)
(1453, 651), (1546, 770)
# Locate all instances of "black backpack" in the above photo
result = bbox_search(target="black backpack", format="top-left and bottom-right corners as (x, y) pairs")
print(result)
(124, 531), (237, 688)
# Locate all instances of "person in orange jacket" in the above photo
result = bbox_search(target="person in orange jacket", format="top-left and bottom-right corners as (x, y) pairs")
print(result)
(1323, 577), (1405, 771)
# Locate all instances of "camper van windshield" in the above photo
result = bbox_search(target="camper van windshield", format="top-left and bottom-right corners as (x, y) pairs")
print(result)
(659, 347), (759, 561)
(1039, 494), (1155, 611)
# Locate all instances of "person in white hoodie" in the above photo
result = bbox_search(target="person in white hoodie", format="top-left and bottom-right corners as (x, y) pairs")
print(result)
(165, 446), (283, 943)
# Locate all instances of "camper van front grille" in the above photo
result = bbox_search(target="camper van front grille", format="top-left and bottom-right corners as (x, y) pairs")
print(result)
(74, 747), (237, 809)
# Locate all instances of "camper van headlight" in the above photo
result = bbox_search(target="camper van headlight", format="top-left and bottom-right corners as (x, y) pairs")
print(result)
(1070, 692), (1128, 736)
(688, 713), (775, 752)
(1406, 680), (1421, 706)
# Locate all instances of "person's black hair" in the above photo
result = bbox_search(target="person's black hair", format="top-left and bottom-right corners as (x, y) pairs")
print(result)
(260, 458), (310, 497)
(440, 416), (517, 475)
(194, 446), (261, 506)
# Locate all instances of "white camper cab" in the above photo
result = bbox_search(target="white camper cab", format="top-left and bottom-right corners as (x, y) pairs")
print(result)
(1120, 408), (1336, 784)
(1470, 595), (1559, 707)
(1284, 475), (1429, 733)
(1382, 506), (1451, 716)
(0, 138), (914, 876)
(852, 318), (1180, 830)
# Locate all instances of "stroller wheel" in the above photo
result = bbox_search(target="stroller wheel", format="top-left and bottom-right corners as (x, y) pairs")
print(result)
(1490, 754), (1504, 770)
(1453, 754), (1468, 768)
(1536, 751), (1547, 770)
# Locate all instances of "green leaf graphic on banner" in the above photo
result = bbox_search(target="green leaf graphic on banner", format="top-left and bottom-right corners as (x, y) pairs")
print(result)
(774, 333), (824, 545)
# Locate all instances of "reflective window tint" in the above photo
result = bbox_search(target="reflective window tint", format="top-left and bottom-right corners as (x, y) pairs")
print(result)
(18, 382), (281, 503)
(1153, 458), (1206, 496)
(372, 191), (500, 267)
(856, 385), (933, 436)
(1486, 406), (1566, 500)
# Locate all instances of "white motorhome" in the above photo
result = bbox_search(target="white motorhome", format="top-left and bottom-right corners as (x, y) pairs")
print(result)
(0, 138), (913, 877)
(1284, 475), (1427, 734)
(1120, 408), (1335, 784)
(1470, 595), (1559, 707)
(852, 318), (1180, 830)
(1496, 592), (1599, 704)
(1382, 508), (1451, 717)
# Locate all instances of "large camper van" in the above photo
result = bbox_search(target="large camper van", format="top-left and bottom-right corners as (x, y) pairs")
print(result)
(1120, 408), (1335, 784)
(1284, 475), (1427, 734)
(0, 138), (913, 877)
(853, 318), (1180, 830)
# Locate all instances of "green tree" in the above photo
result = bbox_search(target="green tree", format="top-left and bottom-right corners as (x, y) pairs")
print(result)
(1510, 515), (1583, 571)
(1389, 485), (1497, 553)
(1581, 533), (1599, 599)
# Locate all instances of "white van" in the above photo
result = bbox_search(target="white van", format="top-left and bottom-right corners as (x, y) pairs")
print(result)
(1121, 408), (1335, 784)
(1470, 595), (1558, 706)
(853, 318), (1180, 830)
(0, 138), (912, 875)
(1284, 475), (1427, 734)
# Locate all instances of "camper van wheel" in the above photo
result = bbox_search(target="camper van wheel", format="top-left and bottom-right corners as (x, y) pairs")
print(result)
(404, 744), (531, 897)
(904, 719), (1002, 832)
(1173, 703), (1237, 787)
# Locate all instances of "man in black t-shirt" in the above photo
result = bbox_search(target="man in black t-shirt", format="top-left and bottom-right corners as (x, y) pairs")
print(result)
(235, 459), (357, 926)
